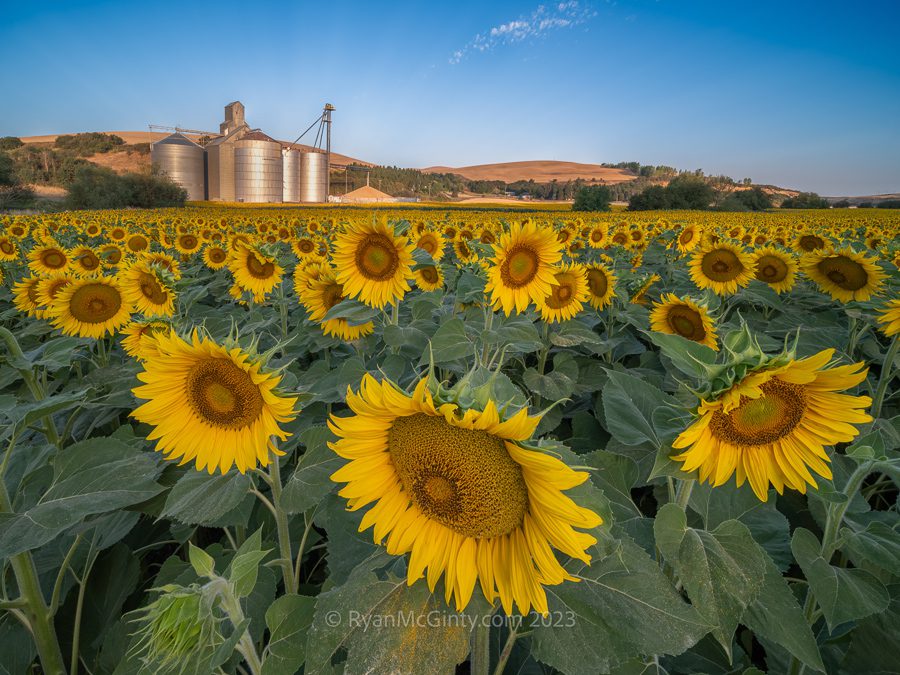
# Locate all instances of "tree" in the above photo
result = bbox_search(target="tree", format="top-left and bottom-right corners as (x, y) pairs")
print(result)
(0, 136), (23, 151)
(628, 185), (670, 210)
(832, 199), (851, 208)
(718, 187), (772, 212)
(0, 152), (16, 186)
(572, 185), (611, 212)
(665, 175), (715, 209)
(781, 192), (829, 209)
(876, 199), (900, 208)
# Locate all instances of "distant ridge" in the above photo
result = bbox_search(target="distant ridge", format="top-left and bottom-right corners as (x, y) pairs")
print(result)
(422, 161), (636, 184)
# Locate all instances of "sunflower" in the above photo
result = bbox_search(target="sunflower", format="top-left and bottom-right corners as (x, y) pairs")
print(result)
(801, 247), (886, 302)
(300, 268), (375, 341)
(229, 245), (284, 302)
(28, 245), (69, 275)
(292, 236), (318, 259)
(630, 273), (660, 306)
(70, 246), (103, 277)
(584, 263), (616, 310)
(649, 293), (718, 350)
(131, 331), (298, 474)
(537, 264), (589, 324)
(877, 299), (900, 337)
(415, 230), (446, 261)
(453, 238), (478, 264)
(143, 252), (181, 280)
(49, 277), (132, 338)
(120, 261), (176, 317)
(610, 228), (629, 247)
(121, 319), (170, 361)
(689, 243), (755, 295)
(750, 247), (798, 293)
(8, 222), (29, 238)
(13, 276), (47, 319)
(98, 243), (124, 267)
(328, 375), (602, 615)
(332, 219), (415, 309)
(126, 233), (150, 254)
(587, 224), (608, 248)
(36, 273), (74, 309)
(108, 225), (128, 242)
(793, 231), (827, 253)
(675, 224), (702, 254)
(202, 245), (229, 270)
(485, 220), (563, 315)
(414, 264), (444, 292)
(175, 232), (202, 256)
(673, 350), (872, 501)
(0, 236), (18, 261)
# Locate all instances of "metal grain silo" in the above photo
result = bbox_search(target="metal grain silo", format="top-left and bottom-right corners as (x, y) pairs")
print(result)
(150, 133), (206, 200)
(282, 148), (302, 203)
(300, 151), (328, 203)
(234, 131), (283, 203)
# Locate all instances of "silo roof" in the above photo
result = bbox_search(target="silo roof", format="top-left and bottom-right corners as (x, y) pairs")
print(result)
(157, 132), (203, 148)
(241, 130), (277, 142)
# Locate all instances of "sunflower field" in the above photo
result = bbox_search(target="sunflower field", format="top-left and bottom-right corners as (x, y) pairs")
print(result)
(0, 205), (898, 675)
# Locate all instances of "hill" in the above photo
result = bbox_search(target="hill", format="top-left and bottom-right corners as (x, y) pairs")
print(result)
(421, 160), (635, 184)
(18, 131), (370, 169)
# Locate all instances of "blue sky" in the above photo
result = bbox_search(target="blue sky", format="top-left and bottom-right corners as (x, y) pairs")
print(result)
(1, 0), (898, 195)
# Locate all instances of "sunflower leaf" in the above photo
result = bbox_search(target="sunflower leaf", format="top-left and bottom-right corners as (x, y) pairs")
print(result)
(654, 504), (767, 660)
(531, 536), (710, 674)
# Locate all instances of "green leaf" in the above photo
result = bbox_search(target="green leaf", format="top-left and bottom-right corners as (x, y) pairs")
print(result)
(1, 389), (88, 441)
(189, 542), (216, 578)
(427, 317), (474, 364)
(742, 554), (825, 673)
(0, 436), (163, 558)
(791, 527), (890, 631)
(646, 330), (718, 381)
(602, 369), (671, 446)
(531, 537), (710, 675)
(305, 554), (472, 675)
(841, 584), (900, 674)
(840, 521), (900, 572)
(322, 298), (378, 325)
(654, 505), (767, 658)
(282, 427), (341, 515)
(584, 450), (642, 523)
(262, 594), (316, 675)
(161, 469), (251, 526)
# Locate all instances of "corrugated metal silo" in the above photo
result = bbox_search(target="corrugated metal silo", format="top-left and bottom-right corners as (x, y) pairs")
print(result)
(151, 133), (206, 201)
(282, 148), (302, 203)
(234, 131), (283, 203)
(300, 151), (328, 203)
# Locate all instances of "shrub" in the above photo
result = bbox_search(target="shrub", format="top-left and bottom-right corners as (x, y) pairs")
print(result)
(65, 165), (186, 210)
(54, 132), (125, 156)
(0, 136), (23, 151)
(781, 192), (829, 209)
(572, 185), (612, 212)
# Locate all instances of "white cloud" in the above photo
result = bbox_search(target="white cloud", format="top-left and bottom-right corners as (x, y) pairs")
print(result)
(449, 2), (596, 64)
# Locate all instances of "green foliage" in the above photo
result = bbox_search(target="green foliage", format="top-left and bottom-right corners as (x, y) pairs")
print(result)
(781, 191), (829, 209)
(65, 165), (187, 209)
(54, 132), (125, 156)
(572, 185), (612, 211)
(629, 175), (716, 211)
(718, 187), (773, 211)
(0, 136), (24, 151)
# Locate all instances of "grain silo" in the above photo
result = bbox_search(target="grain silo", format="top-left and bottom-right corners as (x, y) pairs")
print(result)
(150, 133), (206, 200)
(282, 148), (302, 203)
(300, 151), (328, 203)
(234, 131), (283, 203)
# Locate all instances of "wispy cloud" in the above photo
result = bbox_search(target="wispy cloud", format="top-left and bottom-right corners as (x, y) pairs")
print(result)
(450, 2), (597, 64)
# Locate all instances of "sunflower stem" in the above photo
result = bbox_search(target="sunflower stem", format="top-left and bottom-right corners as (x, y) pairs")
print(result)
(674, 479), (694, 510)
(0, 478), (67, 674)
(493, 625), (519, 675)
(0, 326), (60, 446)
(391, 300), (400, 326)
(872, 334), (899, 419)
(267, 457), (297, 594)
(215, 580), (263, 675)
(471, 619), (491, 675)
(787, 460), (873, 675)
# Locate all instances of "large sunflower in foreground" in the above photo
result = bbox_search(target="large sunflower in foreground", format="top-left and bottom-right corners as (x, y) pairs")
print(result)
(800, 247), (886, 302)
(689, 243), (755, 296)
(329, 375), (602, 615)
(131, 331), (298, 474)
(537, 264), (589, 323)
(28, 245), (70, 275)
(649, 293), (718, 350)
(750, 246), (797, 293)
(672, 349), (872, 501)
(49, 277), (133, 338)
(485, 220), (563, 315)
(332, 219), (415, 309)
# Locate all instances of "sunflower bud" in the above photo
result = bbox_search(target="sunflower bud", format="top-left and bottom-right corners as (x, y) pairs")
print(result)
(129, 584), (223, 673)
